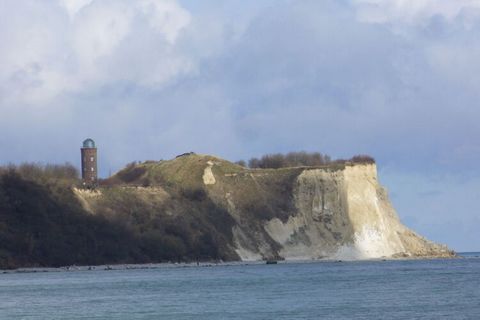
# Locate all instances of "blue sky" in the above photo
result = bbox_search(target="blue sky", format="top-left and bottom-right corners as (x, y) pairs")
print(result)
(1, 0), (479, 251)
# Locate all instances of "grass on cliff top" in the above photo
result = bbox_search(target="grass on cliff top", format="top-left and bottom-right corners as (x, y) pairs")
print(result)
(104, 153), (361, 188)
(104, 154), (245, 187)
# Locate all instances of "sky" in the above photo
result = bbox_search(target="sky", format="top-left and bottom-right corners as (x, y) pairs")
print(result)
(1, 0), (479, 251)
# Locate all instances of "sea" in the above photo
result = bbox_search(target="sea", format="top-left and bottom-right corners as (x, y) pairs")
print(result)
(1, 253), (479, 320)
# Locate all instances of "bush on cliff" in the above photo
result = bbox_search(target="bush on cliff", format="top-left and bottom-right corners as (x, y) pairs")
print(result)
(245, 152), (375, 169)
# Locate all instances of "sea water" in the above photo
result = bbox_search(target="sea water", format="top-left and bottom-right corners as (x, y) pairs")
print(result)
(1, 254), (480, 319)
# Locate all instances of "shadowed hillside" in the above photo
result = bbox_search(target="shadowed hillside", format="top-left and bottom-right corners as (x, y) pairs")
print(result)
(0, 162), (238, 269)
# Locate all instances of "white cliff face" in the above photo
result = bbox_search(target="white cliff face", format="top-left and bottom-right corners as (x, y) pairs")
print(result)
(263, 168), (350, 259)
(257, 164), (450, 260)
(337, 164), (407, 259)
(202, 161), (216, 185)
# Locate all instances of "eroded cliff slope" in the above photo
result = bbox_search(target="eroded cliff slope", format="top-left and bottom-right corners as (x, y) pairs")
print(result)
(77, 154), (453, 261)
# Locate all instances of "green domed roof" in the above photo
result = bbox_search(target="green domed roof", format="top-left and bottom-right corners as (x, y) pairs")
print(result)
(83, 138), (95, 148)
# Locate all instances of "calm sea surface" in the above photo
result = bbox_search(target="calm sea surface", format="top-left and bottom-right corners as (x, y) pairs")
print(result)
(1, 254), (480, 319)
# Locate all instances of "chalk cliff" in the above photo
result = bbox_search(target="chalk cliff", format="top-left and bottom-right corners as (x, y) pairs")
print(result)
(77, 154), (453, 261)
(232, 163), (450, 260)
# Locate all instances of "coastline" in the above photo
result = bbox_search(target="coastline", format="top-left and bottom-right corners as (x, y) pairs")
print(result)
(2, 253), (472, 275)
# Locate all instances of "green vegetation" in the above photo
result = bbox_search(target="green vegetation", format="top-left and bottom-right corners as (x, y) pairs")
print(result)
(243, 152), (375, 169)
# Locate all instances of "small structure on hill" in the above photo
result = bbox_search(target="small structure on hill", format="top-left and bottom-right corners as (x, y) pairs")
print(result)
(81, 138), (97, 187)
(176, 152), (195, 158)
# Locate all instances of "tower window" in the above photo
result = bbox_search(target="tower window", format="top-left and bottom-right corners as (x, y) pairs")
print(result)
(91, 167), (94, 172)
(90, 157), (94, 162)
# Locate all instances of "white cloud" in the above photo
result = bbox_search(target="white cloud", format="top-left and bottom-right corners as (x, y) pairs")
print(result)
(59, 0), (94, 18)
(138, 0), (191, 44)
(0, 0), (192, 104)
(72, 2), (134, 66)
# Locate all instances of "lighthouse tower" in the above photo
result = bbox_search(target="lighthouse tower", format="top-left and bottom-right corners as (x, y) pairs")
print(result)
(81, 138), (97, 186)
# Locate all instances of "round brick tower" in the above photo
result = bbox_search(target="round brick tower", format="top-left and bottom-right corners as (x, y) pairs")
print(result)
(81, 138), (97, 186)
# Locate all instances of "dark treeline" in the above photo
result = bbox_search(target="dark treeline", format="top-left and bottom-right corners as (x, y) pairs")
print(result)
(0, 166), (125, 269)
(0, 163), (79, 183)
(0, 163), (235, 269)
(236, 152), (375, 169)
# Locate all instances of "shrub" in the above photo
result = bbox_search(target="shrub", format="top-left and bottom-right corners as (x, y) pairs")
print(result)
(181, 188), (207, 202)
(247, 152), (374, 168)
(116, 163), (147, 183)
(3, 163), (79, 184)
(349, 155), (376, 164)
(235, 160), (247, 167)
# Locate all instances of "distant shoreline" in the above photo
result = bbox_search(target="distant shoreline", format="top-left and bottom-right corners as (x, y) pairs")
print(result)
(3, 253), (477, 275)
